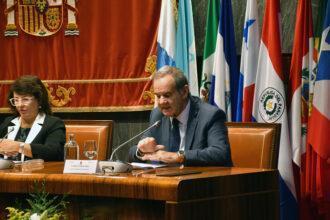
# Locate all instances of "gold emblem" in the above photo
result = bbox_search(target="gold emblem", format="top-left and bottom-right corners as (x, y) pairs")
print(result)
(35, 0), (48, 14)
(143, 87), (155, 104)
(44, 83), (76, 107)
(145, 55), (157, 77)
(46, 8), (61, 30)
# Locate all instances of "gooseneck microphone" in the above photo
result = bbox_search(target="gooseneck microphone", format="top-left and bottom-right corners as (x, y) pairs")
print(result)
(0, 127), (15, 170)
(99, 120), (161, 173)
(0, 127), (14, 144)
(0, 127), (15, 159)
(110, 120), (161, 161)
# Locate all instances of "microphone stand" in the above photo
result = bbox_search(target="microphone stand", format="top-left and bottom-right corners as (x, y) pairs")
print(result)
(0, 128), (15, 169)
(99, 120), (161, 173)
(0, 127), (14, 144)
(109, 120), (161, 161)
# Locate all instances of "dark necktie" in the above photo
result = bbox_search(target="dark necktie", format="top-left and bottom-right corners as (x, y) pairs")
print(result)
(169, 118), (181, 152)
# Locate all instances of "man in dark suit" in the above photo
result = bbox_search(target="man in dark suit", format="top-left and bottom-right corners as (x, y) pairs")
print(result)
(129, 66), (232, 166)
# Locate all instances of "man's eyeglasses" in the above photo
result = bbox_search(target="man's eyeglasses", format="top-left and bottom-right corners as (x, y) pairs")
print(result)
(9, 97), (34, 106)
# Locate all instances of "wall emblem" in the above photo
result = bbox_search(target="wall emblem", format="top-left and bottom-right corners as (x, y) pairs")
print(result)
(258, 87), (285, 123)
(19, 0), (63, 36)
(4, 0), (79, 37)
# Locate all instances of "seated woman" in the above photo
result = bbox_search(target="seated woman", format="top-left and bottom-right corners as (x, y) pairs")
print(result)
(0, 75), (66, 161)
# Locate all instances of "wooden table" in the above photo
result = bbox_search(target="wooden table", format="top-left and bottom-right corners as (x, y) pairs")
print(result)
(0, 162), (279, 219)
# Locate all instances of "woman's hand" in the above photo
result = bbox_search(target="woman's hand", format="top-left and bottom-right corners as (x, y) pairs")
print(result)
(0, 139), (20, 157)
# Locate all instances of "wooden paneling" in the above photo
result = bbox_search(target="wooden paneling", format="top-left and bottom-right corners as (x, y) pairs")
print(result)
(0, 162), (279, 219)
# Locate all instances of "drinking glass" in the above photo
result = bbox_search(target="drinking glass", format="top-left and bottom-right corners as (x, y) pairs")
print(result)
(83, 140), (98, 160)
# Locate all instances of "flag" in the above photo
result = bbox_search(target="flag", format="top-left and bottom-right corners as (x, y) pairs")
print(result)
(236, 0), (260, 122)
(288, 1), (314, 219)
(176, 0), (198, 96)
(252, 0), (298, 219)
(289, 0), (313, 167)
(314, 0), (329, 53)
(307, 0), (330, 217)
(157, 0), (176, 69)
(200, 0), (220, 101)
(209, 0), (239, 121)
(156, 0), (198, 96)
(309, 0), (328, 112)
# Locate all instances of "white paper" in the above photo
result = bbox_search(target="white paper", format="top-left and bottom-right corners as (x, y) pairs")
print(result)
(63, 160), (98, 174)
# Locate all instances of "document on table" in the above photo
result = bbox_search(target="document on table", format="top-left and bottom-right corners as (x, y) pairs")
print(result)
(130, 162), (167, 169)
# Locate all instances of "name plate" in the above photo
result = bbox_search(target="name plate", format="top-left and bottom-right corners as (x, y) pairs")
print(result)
(63, 160), (98, 174)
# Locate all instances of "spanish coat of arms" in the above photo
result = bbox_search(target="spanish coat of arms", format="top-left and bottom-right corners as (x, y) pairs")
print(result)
(4, 0), (79, 37)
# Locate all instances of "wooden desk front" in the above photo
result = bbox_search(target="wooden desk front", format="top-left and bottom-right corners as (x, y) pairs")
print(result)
(0, 162), (279, 219)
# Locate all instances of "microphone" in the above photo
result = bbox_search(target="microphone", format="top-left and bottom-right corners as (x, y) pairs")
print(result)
(0, 127), (15, 170)
(0, 127), (14, 144)
(99, 120), (161, 173)
(0, 127), (15, 159)
(110, 120), (161, 161)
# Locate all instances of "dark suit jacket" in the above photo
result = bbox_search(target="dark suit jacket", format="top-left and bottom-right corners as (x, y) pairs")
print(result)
(129, 96), (232, 166)
(0, 114), (66, 161)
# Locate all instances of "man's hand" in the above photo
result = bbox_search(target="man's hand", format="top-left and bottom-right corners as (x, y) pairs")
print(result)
(142, 150), (180, 164)
(137, 137), (164, 154)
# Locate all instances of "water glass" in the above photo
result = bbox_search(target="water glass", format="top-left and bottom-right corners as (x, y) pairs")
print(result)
(83, 140), (98, 160)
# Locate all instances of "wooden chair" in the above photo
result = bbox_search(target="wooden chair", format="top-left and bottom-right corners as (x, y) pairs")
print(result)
(226, 122), (281, 169)
(64, 120), (114, 160)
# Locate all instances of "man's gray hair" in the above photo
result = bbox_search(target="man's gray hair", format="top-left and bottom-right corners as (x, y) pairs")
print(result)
(153, 66), (189, 91)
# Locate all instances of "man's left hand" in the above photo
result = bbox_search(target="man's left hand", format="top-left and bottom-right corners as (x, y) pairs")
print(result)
(142, 150), (180, 164)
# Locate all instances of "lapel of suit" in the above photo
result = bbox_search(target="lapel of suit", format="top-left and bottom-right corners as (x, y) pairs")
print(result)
(25, 113), (46, 144)
(185, 97), (199, 150)
(7, 117), (20, 140)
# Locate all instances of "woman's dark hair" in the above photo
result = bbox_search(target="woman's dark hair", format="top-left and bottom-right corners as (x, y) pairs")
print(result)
(7, 75), (52, 115)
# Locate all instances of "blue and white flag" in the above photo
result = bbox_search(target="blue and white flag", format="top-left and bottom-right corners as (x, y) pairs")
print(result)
(157, 0), (176, 69)
(236, 0), (260, 122)
(157, 0), (198, 96)
(176, 0), (198, 96)
(209, 0), (239, 121)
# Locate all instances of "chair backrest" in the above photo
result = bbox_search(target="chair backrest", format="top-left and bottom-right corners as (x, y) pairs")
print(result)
(64, 120), (113, 160)
(226, 122), (281, 169)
